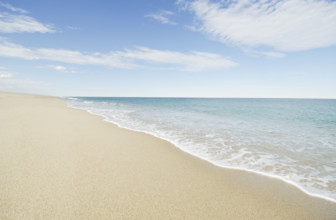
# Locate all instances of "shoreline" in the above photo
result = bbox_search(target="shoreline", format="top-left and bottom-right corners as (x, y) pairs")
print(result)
(66, 100), (336, 204)
(1, 91), (336, 219)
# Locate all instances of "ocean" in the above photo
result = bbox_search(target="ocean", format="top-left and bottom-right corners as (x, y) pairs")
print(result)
(64, 97), (336, 202)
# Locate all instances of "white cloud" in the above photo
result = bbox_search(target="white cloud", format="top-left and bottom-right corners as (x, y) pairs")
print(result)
(0, 2), (54, 33)
(145, 10), (177, 25)
(0, 68), (15, 78)
(179, 0), (336, 52)
(0, 41), (37, 59)
(53, 65), (66, 71)
(37, 65), (77, 73)
(0, 73), (12, 78)
(0, 40), (238, 71)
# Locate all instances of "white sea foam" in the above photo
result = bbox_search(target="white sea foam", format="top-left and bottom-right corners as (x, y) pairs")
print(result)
(64, 97), (336, 202)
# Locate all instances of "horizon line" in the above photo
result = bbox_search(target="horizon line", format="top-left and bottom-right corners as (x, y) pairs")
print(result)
(65, 96), (336, 100)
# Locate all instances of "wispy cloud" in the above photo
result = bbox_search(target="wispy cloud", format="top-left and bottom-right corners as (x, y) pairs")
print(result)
(67, 26), (80, 30)
(0, 40), (238, 71)
(119, 46), (237, 71)
(52, 65), (67, 72)
(244, 49), (286, 58)
(0, 2), (27, 13)
(0, 72), (12, 78)
(145, 10), (177, 25)
(0, 65), (49, 91)
(0, 68), (15, 78)
(0, 2), (54, 33)
(37, 65), (77, 73)
(258, 51), (286, 58)
(179, 0), (336, 52)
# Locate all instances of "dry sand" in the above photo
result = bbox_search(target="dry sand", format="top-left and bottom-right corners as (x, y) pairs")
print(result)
(0, 91), (335, 219)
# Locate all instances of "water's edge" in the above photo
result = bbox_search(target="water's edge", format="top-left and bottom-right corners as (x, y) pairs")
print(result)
(64, 99), (336, 203)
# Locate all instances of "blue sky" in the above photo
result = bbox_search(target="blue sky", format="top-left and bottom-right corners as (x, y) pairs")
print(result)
(0, 0), (335, 98)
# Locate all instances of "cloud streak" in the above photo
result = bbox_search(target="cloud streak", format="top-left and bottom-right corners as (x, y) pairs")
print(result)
(0, 68), (15, 78)
(145, 10), (177, 25)
(0, 72), (12, 78)
(179, 0), (336, 52)
(37, 65), (77, 73)
(0, 2), (54, 33)
(0, 40), (238, 71)
(0, 2), (27, 13)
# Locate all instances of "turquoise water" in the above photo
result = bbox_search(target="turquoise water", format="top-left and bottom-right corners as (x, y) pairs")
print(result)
(65, 97), (336, 201)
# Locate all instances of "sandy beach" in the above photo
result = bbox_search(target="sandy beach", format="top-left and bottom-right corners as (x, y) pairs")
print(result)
(0, 91), (335, 219)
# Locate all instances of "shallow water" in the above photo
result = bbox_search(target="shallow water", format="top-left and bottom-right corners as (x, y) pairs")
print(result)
(65, 97), (336, 201)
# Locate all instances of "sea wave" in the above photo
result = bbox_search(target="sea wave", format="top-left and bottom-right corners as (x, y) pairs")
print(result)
(64, 97), (336, 202)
